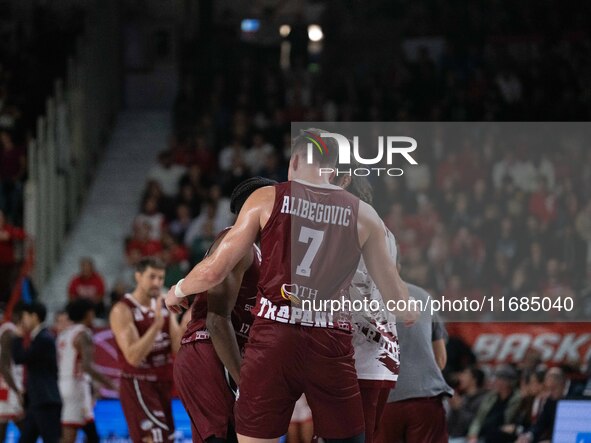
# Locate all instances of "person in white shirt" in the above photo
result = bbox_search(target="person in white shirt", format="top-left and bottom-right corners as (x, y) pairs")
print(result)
(148, 151), (187, 197)
(58, 299), (114, 443)
(333, 173), (401, 443)
(245, 134), (274, 175)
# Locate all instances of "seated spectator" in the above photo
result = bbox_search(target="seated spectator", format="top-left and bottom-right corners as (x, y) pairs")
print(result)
(259, 151), (287, 182)
(245, 133), (274, 175)
(451, 226), (486, 280)
(499, 367), (546, 441)
(179, 164), (209, 202)
(188, 219), (217, 264)
(148, 150), (187, 197)
(140, 180), (175, 220)
(448, 367), (488, 442)
(540, 258), (575, 302)
(168, 203), (194, 243)
(175, 183), (202, 216)
(125, 222), (163, 259)
(218, 137), (246, 172)
(190, 136), (217, 175)
(467, 365), (521, 443)
(528, 177), (557, 227)
(0, 209), (26, 303)
(516, 368), (567, 443)
(67, 257), (106, 317)
(134, 196), (165, 241)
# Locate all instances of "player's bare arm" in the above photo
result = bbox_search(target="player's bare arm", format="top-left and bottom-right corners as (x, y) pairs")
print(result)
(75, 330), (115, 389)
(169, 310), (183, 354)
(165, 186), (274, 312)
(432, 338), (447, 370)
(0, 329), (20, 397)
(109, 298), (165, 367)
(206, 234), (253, 384)
(357, 201), (415, 324)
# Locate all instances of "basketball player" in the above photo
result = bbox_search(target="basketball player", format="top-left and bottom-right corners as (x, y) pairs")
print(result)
(58, 299), (115, 443)
(110, 257), (182, 443)
(0, 306), (25, 441)
(166, 129), (416, 443)
(174, 177), (275, 443)
(333, 174), (401, 443)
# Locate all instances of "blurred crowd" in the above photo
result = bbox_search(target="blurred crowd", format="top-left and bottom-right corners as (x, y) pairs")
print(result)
(446, 363), (577, 443)
(110, 0), (591, 318)
(0, 1), (85, 305)
(0, 1), (84, 226)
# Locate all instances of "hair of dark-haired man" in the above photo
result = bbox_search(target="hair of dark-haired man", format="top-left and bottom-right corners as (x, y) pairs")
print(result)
(11, 300), (28, 323)
(66, 299), (96, 323)
(291, 128), (340, 167)
(469, 366), (486, 389)
(230, 177), (278, 214)
(22, 301), (47, 323)
(332, 161), (374, 205)
(346, 174), (373, 205)
(135, 257), (166, 274)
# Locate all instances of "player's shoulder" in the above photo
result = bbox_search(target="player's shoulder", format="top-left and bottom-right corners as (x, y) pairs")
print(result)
(240, 184), (278, 217)
(109, 298), (133, 321)
(357, 199), (382, 227)
(249, 183), (277, 202)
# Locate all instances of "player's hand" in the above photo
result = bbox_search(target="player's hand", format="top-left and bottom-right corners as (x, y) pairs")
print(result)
(397, 302), (420, 327)
(165, 286), (189, 314)
(153, 297), (166, 329)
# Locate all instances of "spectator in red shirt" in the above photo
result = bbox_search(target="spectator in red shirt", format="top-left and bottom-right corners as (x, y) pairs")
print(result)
(67, 257), (106, 317)
(125, 222), (163, 259)
(0, 209), (26, 303)
(528, 177), (557, 227)
(0, 131), (26, 225)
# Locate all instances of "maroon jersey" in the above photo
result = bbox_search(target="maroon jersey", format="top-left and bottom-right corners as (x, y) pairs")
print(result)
(182, 228), (261, 349)
(253, 180), (361, 330)
(116, 294), (173, 381)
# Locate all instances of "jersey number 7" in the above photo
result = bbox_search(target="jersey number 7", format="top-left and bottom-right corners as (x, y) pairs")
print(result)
(295, 226), (325, 277)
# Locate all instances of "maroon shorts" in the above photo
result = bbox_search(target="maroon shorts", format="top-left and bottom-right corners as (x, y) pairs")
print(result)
(235, 319), (364, 440)
(375, 396), (449, 443)
(358, 380), (395, 443)
(174, 341), (235, 442)
(119, 376), (174, 443)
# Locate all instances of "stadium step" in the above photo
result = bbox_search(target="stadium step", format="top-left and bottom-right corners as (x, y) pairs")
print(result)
(41, 110), (170, 316)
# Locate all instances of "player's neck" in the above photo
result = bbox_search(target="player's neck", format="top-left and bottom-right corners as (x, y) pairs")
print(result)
(131, 289), (151, 307)
(291, 168), (332, 185)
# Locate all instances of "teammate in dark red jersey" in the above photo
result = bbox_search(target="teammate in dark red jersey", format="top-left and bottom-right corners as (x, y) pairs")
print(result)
(166, 129), (416, 443)
(110, 257), (182, 443)
(174, 177), (276, 443)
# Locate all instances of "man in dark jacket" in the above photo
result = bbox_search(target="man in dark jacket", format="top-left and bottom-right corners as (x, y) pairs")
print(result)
(12, 302), (62, 443)
(516, 367), (566, 443)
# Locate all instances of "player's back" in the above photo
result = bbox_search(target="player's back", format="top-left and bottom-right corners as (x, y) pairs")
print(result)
(115, 294), (172, 381)
(351, 226), (400, 382)
(57, 323), (90, 381)
(253, 179), (362, 330)
(183, 228), (261, 349)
